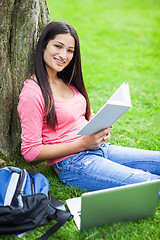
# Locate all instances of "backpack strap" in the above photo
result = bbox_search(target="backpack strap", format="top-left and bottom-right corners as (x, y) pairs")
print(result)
(36, 192), (73, 240)
(36, 210), (72, 240)
(27, 170), (73, 240)
(27, 169), (37, 177)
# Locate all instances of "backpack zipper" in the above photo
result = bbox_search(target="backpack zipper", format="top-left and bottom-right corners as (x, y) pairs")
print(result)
(16, 169), (28, 207)
(31, 177), (35, 194)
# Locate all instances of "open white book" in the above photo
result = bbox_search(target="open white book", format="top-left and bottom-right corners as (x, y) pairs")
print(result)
(77, 82), (132, 136)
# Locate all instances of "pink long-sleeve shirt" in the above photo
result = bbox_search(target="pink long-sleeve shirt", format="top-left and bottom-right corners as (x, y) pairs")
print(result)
(17, 80), (93, 166)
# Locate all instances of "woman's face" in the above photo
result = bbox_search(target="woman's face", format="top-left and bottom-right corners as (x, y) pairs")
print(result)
(43, 33), (75, 75)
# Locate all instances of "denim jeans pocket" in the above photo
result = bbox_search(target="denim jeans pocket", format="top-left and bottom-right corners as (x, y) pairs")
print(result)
(100, 142), (111, 158)
(68, 151), (88, 168)
(55, 151), (87, 179)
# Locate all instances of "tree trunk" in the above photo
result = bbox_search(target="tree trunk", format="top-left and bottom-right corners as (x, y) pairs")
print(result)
(0, 0), (50, 156)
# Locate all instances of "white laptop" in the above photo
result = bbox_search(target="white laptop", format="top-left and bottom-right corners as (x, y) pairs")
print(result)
(66, 180), (160, 230)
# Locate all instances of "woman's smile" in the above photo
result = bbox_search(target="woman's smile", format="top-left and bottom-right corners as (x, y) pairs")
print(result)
(54, 57), (66, 66)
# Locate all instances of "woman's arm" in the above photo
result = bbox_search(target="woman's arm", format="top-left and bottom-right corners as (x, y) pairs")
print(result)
(18, 81), (45, 162)
(35, 127), (112, 161)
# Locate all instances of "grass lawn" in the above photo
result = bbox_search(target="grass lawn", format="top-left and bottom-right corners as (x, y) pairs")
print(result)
(1, 0), (160, 239)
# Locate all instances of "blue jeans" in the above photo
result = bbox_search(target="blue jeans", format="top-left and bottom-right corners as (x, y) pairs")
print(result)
(55, 143), (160, 196)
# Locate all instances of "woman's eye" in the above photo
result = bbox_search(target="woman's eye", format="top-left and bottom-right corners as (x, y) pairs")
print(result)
(55, 45), (61, 48)
(68, 49), (74, 53)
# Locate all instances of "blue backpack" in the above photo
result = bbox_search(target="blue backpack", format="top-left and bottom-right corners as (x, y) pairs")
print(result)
(0, 166), (72, 240)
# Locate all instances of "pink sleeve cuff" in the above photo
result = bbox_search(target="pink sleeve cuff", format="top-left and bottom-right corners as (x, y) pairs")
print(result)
(22, 144), (43, 162)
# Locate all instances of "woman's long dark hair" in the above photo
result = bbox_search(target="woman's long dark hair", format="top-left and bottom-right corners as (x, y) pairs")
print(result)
(34, 21), (91, 129)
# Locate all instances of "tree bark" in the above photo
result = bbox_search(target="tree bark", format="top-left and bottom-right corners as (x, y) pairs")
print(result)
(0, 0), (50, 155)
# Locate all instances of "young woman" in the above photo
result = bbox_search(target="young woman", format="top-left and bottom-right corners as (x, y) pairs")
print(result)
(18, 21), (160, 196)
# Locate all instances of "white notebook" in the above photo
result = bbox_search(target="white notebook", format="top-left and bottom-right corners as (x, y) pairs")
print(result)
(77, 82), (132, 136)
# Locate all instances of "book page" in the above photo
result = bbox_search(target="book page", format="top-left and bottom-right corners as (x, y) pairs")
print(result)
(107, 82), (131, 105)
(77, 82), (132, 136)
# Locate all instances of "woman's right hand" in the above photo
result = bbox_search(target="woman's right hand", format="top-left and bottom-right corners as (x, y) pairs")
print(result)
(80, 127), (112, 151)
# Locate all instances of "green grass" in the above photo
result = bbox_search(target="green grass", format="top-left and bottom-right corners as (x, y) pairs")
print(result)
(1, 0), (160, 239)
